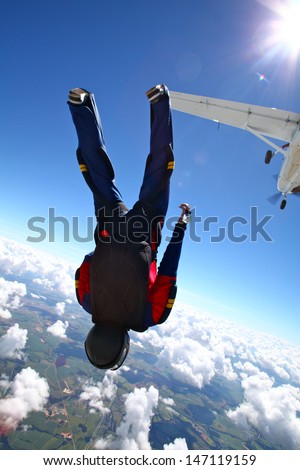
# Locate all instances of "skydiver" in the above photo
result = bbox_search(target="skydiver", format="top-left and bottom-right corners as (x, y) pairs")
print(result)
(68, 84), (190, 370)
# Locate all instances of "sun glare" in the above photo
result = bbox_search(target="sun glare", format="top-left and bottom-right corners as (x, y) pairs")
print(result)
(257, 0), (300, 61)
(277, 5), (300, 56)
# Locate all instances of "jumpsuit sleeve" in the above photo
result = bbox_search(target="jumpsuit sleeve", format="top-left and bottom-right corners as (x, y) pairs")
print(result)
(157, 222), (186, 277)
(75, 252), (94, 314)
(143, 223), (186, 327)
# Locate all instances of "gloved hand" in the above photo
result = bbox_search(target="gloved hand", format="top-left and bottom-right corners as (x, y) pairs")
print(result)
(178, 203), (191, 224)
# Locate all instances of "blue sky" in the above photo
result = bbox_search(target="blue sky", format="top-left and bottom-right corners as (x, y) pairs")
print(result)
(1, 0), (300, 344)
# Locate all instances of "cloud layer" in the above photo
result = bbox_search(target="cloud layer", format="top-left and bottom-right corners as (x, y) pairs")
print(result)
(0, 236), (75, 298)
(227, 362), (300, 449)
(1, 236), (300, 449)
(134, 303), (300, 449)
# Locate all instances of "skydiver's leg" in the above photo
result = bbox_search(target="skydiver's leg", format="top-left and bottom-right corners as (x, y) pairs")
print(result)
(130, 86), (174, 245)
(138, 85), (174, 218)
(68, 91), (125, 216)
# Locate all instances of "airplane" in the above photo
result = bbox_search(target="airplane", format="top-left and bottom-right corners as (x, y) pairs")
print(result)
(169, 91), (300, 209)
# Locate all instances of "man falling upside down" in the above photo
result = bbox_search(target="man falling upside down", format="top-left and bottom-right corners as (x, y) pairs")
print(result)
(68, 84), (191, 370)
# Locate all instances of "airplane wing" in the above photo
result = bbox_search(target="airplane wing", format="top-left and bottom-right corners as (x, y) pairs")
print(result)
(169, 91), (300, 143)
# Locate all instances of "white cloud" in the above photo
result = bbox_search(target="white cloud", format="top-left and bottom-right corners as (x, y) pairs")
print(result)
(0, 375), (10, 392)
(0, 277), (27, 319)
(132, 302), (300, 449)
(160, 396), (178, 415)
(94, 386), (159, 450)
(227, 363), (300, 449)
(30, 293), (40, 299)
(253, 341), (300, 382)
(131, 339), (144, 348)
(80, 371), (118, 415)
(47, 320), (69, 339)
(135, 302), (300, 390)
(0, 236), (75, 298)
(20, 424), (32, 432)
(157, 337), (217, 388)
(55, 301), (65, 316)
(0, 367), (49, 435)
(30, 293), (46, 300)
(0, 323), (28, 359)
(135, 304), (240, 389)
(161, 397), (175, 406)
(0, 308), (11, 320)
(163, 437), (188, 450)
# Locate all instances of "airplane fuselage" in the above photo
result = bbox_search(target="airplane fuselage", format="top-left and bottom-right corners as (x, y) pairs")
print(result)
(278, 126), (300, 194)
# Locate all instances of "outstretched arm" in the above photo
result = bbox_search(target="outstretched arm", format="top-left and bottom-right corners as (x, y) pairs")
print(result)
(158, 204), (191, 277)
(144, 204), (191, 327)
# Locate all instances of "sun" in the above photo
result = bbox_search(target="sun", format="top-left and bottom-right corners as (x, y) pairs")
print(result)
(260, 0), (300, 60)
(276, 4), (300, 57)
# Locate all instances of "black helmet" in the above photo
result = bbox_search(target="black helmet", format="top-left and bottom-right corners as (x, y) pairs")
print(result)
(84, 323), (130, 370)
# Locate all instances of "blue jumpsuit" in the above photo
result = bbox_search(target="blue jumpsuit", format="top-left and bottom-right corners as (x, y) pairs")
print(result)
(69, 88), (186, 329)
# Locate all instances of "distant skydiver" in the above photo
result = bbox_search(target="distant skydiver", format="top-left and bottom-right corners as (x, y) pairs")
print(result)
(68, 84), (190, 370)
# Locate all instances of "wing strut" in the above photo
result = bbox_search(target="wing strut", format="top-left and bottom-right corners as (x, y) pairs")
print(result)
(246, 127), (288, 156)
